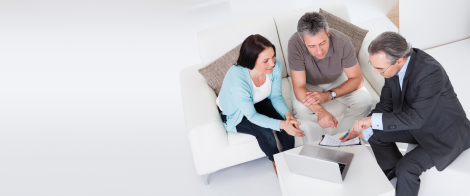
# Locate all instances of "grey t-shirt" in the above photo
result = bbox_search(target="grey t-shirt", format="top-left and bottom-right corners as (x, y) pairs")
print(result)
(288, 29), (357, 85)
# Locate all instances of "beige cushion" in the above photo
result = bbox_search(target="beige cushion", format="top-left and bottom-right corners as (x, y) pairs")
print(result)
(320, 8), (368, 56)
(198, 44), (241, 95)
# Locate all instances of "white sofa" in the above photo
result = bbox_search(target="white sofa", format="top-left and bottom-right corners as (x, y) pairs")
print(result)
(180, 0), (384, 185)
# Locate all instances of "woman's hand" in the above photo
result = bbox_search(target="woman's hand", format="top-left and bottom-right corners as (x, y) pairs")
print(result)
(284, 112), (301, 129)
(280, 120), (305, 137)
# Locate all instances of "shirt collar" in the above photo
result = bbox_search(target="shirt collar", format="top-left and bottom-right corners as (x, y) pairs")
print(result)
(396, 54), (411, 77)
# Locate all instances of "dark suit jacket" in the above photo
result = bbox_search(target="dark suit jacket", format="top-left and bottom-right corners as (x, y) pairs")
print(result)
(370, 48), (470, 171)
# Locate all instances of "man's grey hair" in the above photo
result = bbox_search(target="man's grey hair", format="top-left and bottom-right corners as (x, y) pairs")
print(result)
(297, 12), (329, 38)
(368, 32), (413, 65)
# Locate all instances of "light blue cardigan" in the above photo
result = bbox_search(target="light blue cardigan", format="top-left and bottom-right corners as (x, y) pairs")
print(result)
(218, 59), (290, 133)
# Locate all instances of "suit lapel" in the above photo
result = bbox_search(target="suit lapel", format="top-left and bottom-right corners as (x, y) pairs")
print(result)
(400, 49), (417, 104)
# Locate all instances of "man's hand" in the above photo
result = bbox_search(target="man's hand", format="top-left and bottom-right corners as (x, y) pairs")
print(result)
(350, 116), (372, 133)
(302, 91), (332, 106)
(317, 110), (338, 129)
(340, 130), (364, 142)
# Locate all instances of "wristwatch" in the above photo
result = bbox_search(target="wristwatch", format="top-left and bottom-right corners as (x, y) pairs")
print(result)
(328, 90), (337, 100)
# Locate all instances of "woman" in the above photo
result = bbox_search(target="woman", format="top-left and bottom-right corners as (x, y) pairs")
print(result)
(217, 34), (305, 175)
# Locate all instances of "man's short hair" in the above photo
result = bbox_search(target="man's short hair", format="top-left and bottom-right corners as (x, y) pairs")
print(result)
(237, 34), (276, 70)
(368, 32), (413, 64)
(297, 12), (329, 38)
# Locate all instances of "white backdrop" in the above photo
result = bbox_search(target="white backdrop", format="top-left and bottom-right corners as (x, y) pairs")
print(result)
(400, 0), (470, 49)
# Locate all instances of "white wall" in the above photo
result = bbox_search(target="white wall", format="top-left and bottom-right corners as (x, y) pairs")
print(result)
(400, 0), (470, 49)
(334, 0), (398, 24)
(230, 0), (398, 24)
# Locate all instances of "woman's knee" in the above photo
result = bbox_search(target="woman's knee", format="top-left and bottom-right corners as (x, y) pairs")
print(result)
(259, 129), (278, 148)
(279, 130), (295, 149)
(280, 130), (294, 141)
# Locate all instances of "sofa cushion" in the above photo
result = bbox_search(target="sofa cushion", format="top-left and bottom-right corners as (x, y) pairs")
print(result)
(198, 44), (241, 95)
(357, 27), (384, 96)
(227, 131), (257, 145)
(404, 144), (470, 195)
(319, 8), (369, 56)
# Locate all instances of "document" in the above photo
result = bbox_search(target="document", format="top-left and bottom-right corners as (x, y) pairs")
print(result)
(319, 134), (361, 147)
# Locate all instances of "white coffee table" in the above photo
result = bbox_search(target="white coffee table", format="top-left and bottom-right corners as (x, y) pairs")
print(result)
(274, 132), (395, 196)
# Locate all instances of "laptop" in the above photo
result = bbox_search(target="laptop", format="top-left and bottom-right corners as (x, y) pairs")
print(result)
(284, 144), (354, 183)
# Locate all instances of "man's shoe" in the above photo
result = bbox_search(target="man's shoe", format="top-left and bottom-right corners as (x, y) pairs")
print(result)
(383, 167), (397, 181)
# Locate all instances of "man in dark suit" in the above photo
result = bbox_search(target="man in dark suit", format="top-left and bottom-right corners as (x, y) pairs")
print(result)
(341, 32), (470, 196)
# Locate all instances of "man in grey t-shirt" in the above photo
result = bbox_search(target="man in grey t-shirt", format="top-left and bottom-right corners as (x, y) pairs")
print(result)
(289, 12), (372, 142)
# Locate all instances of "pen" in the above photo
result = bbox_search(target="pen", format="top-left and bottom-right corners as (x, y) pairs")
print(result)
(339, 129), (351, 148)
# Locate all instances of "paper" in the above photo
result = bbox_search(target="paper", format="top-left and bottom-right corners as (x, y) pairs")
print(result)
(319, 134), (360, 147)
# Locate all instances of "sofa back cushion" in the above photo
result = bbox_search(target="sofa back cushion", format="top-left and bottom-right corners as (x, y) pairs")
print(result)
(357, 28), (384, 96)
(319, 8), (369, 57)
(197, 16), (288, 78)
(198, 44), (241, 95)
(273, 0), (350, 73)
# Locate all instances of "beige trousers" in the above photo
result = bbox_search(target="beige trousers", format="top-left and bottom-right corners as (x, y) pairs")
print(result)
(291, 73), (373, 144)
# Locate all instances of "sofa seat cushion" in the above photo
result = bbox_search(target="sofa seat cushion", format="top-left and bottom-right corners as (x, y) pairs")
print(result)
(403, 144), (470, 195)
(227, 131), (257, 145)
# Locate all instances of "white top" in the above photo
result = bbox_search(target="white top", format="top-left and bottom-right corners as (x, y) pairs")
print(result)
(217, 74), (271, 111)
(251, 74), (271, 104)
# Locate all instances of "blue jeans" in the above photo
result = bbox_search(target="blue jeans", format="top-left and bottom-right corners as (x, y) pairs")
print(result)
(222, 98), (295, 162)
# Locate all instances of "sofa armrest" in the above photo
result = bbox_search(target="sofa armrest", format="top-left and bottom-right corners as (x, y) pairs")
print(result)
(357, 26), (385, 97)
(180, 64), (228, 161)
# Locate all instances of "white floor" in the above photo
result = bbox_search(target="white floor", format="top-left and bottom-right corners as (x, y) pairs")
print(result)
(0, 0), (399, 195)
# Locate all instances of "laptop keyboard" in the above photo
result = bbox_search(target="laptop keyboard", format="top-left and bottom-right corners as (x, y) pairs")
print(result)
(338, 163), (346, 174)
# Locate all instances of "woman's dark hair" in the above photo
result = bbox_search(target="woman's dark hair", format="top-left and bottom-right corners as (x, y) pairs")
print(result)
(237, 34), (276, 70)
